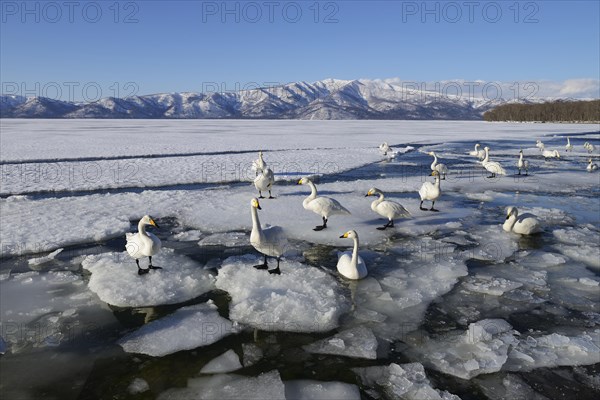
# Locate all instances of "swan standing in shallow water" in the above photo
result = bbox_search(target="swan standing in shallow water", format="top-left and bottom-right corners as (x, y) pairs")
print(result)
(517, 150), (529, 175)
(298, 177), (351, 231)
(469, 144), (486, 160)
(542, 149), (561, 159)
(126, 215), (162, 275)
(536, 140), (545, 152)
(365, 188), (410, 230)
(502, 206), (541, 235)
(482, 147), (507, 178)
(418, 171), (441, 212)
(249, 198), (287, 275)
(337, 230), (367, 280)
(252, 151), (267, 176)
(565, 137), (573, 152)
(587, 159), (598, 172)
(254, 167), (275, 199)
(428, 151), (448, 179)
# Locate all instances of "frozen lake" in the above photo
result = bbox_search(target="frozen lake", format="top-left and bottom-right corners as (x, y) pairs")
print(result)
(1, 120), (599, 399)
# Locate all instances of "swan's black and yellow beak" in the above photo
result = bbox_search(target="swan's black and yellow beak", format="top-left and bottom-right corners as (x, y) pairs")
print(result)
(297, 179), (303, 185)
(365, 193), (370, 197)
(150, 219), (159, 228)
(257, 204), (262, 210)
(506, 215), (510, 220)
(339, 232), (348, 238)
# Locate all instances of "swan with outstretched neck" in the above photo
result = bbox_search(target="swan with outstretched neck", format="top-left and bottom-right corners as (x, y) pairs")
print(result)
(469, 143), (486, 160)
(249, 198), (287, 275)
(517, 150), (529, 175)
(298, 177), (350, 231)
(482, 146), (507, 178)
(254, 167), (275, 199)
(428, 151), (448, 179)
(126, 215), (162, 275)
(337, 230), (367, 280)
(418, 171), (441, 212)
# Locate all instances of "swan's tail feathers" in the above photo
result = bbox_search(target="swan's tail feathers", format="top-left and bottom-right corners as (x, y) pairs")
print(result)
(125, 232), (135, 240)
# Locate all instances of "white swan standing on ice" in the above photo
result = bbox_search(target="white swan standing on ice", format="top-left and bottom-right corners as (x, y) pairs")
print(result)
(418, 171), (441, 212)
(502, 206), (541, 235)
(249, 198), (287, 275)
(428, 151), (448, 179)
(298, 177), (350, 231)
(126, 215), (162, 275)
(365, 188), (410, 230)
(584, 142), (596, 153)
(542, 149), (561, 159)
(565, 137), (573, 152)
(536, 140), (545, 152)
(587, 158), (598, 172)
(469, 144), (486, 160)
(252, 151), (267, 176)
(337, 230), (367, 280)
(482, 147), (507, 178)
(517, 150), (529, 176)
(379, 142), (397, 159)
(254, 167), (275, 199)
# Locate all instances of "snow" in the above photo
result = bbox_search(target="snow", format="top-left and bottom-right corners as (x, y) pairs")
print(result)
(119, 301), (238, 357)
(82, 249), (215, 307)
(200, 349), (243, 374)
(215, 256), (350, 332)
(157, 370), (285, 400)
(462, 275), (523, 296)
(284, 380), (360, 400)
(302, 325), (378, 359)
(354, 362), (461, 400)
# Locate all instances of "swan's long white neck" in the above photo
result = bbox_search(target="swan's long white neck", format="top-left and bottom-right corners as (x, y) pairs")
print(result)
(503, 215), (516, 231)
(250, 205), (262, 234)
(351, 236), (359, 267)
(567, 137), (571, 145)
(519, 152), (524, 162)
(483, 148), (490, 163)
(138, 220), (148, 236)
(306, 181), (318, 200)
(474, 144), (480, 151)
(430, 153), (438, 168)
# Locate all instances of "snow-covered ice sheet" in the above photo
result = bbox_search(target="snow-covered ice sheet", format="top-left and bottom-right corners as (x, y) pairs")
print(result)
(119, 301), (238, 357)
(215, 255), (350, 332)
(82, 249), (215, 307)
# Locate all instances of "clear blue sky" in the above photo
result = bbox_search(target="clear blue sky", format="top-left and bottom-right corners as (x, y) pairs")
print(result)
(1, 0), (598, 100)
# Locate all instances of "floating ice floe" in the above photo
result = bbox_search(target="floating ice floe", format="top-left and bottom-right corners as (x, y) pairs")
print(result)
(467, 225), (519, 262)
(354, 362), (460, 400)
(285, 380), (361, 400)
(302, 325), (378, 359)
(474, 373), (547, 400)
(127, 378), (150, 394)
(505, 330), (600, 371)
(82, 249), (215, 307)
(171, 230), (204, 241)
(198, 232), (249, 247)
(553, 227), (600, 270)
(27, 248), (64, 267)
(157, 370), (285, 400)
(241, 343), (263, 367)
(119, 301), (238, 357)
(462, 275), (523, 296)
(215, 255), (350, 332)
(407, 319), (517, 380)
(200, 349), (243, 374)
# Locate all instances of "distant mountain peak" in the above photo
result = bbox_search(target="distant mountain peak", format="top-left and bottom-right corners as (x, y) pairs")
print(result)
(0, 78), (551, 120)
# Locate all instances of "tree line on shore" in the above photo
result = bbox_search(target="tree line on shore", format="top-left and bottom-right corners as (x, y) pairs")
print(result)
(483, 100), (599, 122)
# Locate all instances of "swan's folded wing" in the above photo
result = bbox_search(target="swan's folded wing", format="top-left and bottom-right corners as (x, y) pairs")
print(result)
(263, 225), (288, 247)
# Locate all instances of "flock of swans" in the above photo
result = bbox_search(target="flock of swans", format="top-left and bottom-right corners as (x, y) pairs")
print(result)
(125, 136), (597, 280)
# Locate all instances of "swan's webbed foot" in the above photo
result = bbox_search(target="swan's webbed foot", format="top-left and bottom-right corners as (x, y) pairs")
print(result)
(138, 268), (149, 275)
(313, 225), (326, 231)
(149, 265), (162, 270)
(258, 195), (265, 199)
(376, 226), (387, 230)
(419, 201), (428, 211)
(253, 264), (268, 270)
(268, 266), (281, 275)
(430, 208), (440, 212)
(377, 220), (393, 230)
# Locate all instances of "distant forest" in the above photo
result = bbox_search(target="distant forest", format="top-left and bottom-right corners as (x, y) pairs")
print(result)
(483, 100), (600, 122)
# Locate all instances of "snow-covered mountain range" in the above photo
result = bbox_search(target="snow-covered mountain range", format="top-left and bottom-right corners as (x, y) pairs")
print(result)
(1, 79), (542, 120)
